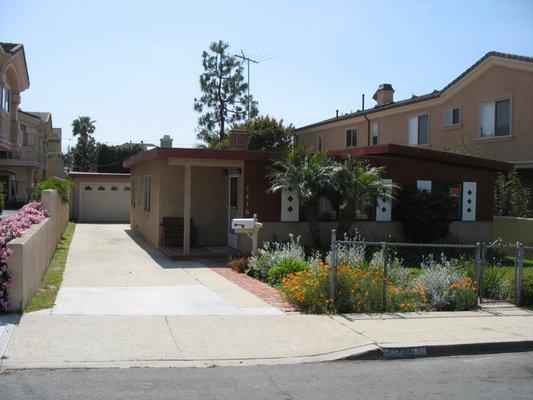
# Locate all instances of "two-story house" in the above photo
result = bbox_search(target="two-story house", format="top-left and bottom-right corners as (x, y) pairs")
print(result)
(0, 42), (63, 203)
(295, 52), (533, 209)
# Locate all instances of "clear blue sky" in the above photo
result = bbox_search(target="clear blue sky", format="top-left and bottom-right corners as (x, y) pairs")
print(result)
(1, 0), (533, 151)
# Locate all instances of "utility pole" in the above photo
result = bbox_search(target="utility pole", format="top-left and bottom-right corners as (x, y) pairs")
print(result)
(234, 51), (258, 120)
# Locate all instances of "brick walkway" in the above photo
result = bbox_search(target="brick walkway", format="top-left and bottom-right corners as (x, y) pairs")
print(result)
(211, 267), (299, 313)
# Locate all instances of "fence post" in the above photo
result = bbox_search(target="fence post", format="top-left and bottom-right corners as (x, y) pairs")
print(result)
(382, 242), (389, 312)
(515, 242), (524, 307)
(329, 229), (337, 307)
(474, 242), (482, 305)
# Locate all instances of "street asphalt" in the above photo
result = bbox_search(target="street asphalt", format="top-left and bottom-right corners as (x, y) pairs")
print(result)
(1, 351), (532, 399)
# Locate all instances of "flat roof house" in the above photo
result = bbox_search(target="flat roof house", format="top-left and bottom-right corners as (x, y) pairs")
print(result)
(124, 131), (510, 258)
(296, 51), (533, 210)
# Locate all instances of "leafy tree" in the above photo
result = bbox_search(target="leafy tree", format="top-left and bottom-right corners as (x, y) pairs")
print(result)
(494, 169), (530, 217)
(443, 137), (482, 157)
(194, 41), (258, 146)
(268, 147), (338, 248)
(68, 116), (97, 172)
(72, 116), (96, 140)
(397, 186), (455, 243)
(71, 136), (97, 172)
(333, 157), (396, 238)
(96, 143), (141, 173)
(237, 116), (294, 152)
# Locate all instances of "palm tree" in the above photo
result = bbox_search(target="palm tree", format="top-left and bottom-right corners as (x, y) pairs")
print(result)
(268, 147), (338, 248)
(333, 156), (396, 238)
(72, 116), (96, 140)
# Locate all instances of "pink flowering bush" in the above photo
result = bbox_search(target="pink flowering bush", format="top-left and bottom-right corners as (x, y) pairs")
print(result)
(0, 202), (48, 313)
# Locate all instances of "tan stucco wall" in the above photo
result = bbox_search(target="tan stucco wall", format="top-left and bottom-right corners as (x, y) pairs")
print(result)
(237, 221), (493, 254)
(493, 216), (533, 246)
(6, 189), (69, 311)
(298, 65), (533, 165)
(131, 159), (244, 248)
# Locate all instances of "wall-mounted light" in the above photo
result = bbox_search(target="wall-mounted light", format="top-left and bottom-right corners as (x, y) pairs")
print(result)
(223, 169), (228, 175)
(236, 168), (242, 175)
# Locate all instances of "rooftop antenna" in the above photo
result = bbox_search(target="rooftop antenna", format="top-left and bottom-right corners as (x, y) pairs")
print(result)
(235, 50), (273, 120)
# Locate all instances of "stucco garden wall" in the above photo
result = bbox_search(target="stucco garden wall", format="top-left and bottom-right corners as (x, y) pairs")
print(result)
(6, 190), (69, 311)
(237, 221), (494, 254)
(493, 216), (533, 257)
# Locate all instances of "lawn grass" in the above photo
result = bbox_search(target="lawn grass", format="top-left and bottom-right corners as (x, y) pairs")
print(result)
(24, 222), (76, 313)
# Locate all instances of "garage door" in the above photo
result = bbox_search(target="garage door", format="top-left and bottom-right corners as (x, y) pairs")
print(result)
(79, 182), (131, 222)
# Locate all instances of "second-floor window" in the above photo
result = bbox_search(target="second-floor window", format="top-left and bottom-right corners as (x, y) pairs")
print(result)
(2, 84), (10, 113)
(480, 98), (511, 137)
(345, 129), (357, 148)
(371, 121), (379, 145)
(408, 113), (429, 146)
(444, 107), (460, 126)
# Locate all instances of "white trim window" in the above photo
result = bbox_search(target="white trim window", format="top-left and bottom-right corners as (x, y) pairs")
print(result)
(407, 113), (429, 146)
(345, 128), (357, 148)
(444, 106), (460, 126)
(371, 121), (379, 145)
(480, 98), (511, 137)
(143, 175), (151, 212)
(2, 84), (10, 112)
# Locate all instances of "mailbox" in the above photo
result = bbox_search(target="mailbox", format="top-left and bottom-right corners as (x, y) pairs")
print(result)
(231, 218), (256, 232)
(230, 214), (263, 255)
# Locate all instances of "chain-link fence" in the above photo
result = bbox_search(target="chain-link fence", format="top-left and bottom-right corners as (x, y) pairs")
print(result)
(328, 230), (530, 311)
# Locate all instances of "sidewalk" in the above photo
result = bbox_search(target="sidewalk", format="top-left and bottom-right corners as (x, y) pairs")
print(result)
(3, 305), (533, 369)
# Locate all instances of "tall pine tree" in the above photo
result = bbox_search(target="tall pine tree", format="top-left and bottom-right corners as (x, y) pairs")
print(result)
(194, 41), (258, 147)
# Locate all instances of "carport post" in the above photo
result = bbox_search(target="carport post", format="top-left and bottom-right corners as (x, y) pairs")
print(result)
(183, 164), (191, 255)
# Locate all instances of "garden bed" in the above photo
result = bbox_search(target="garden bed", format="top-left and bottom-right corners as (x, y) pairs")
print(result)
(228, 235), (532, 314)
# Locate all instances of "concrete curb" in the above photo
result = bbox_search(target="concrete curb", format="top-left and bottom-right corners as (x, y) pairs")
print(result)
(3, 341), (533, 370)
(346, 340), (533, 360)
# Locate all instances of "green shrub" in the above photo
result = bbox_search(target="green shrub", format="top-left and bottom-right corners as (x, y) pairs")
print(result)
(397, 186), (455, 243)
(521, 275), (533, 308)
(267, 258), (309, 285)
(30, 177), (72, 204)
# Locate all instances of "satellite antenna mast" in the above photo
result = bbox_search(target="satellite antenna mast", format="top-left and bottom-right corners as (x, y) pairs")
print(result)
(235, 51), (259, 120)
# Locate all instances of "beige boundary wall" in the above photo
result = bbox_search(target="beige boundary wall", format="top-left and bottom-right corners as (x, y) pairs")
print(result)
(493, 216), (533, 246)
(6, 190), (69, 311)
(238, 221), (493, 253)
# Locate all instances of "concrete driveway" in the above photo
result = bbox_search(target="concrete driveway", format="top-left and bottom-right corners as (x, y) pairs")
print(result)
(51, 224), (282, 316)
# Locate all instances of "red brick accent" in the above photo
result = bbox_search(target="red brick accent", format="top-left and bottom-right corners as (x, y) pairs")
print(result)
(228, 129), (250, 150)
(211, 267), (299, 313)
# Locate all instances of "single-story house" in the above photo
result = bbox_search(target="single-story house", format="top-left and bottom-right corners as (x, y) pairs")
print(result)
(69, 172), (131, 222)
(123, 131), (511, 257)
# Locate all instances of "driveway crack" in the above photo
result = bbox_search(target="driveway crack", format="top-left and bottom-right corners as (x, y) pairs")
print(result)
(164, 316), (184, 360)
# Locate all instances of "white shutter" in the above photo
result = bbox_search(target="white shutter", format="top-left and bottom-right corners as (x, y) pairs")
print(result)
(417, 180), (432, 192)
(408, 116), (418, 145)
(375, 179), (392, 221)
(461, 182), (477, 221)
(281, 187), (299, 222)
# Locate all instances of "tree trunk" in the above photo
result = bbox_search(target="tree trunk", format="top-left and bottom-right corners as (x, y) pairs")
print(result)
(337, 199), (357, 239)
(304, 197), (322, 248)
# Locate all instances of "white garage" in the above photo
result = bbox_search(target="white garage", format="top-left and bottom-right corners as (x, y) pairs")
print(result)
(69, 172), (131, 222)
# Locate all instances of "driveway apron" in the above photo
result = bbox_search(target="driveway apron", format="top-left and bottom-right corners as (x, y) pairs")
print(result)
(53, 224), (282, 316)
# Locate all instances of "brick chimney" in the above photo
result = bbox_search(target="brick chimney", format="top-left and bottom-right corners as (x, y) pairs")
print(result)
(373, 83), (395, 106)
(160, 134), (173, 148)
(228, 129), (250, 150)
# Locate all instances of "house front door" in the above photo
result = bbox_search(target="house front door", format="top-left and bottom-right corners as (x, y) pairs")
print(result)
(227, 175), (239, 248)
